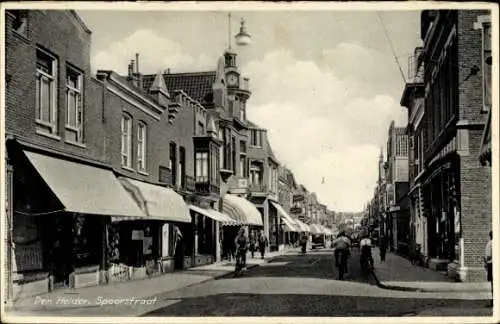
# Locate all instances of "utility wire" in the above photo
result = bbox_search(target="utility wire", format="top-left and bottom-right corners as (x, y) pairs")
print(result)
(377, 12), (407, 84)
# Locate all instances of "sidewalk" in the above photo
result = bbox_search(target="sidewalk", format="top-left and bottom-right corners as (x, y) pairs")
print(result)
(4, 248), (294, 317)
(372, 248), (490, 293)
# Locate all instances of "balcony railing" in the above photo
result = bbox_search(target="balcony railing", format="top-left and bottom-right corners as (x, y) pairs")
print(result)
(195, 181), (220, 195)
(184, 175), (195, 192)
(249, 183), (267, 193)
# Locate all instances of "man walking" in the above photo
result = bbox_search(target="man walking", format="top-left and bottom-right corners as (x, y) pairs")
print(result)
(485, 230), (493, 307)
(258, 230), (268, 259)
(249, 230), (256, 258)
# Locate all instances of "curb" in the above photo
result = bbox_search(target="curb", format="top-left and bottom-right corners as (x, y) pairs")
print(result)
(371, 269), (491, 293)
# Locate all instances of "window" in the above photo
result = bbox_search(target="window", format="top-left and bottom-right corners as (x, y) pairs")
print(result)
(121, 114), (132, 168)
(239, 155), (246, 177)
(482, 22), (492, 110)
(137, 122), (147, 171)
(65, 67), (83, 142)
(195, 152), (209, 183)
(251, 130), (262, 147)
(36, 49), (57, 134)
(10, 10), (28, 36)
(169, 142), (177, 186)
(239, 101), (246, 121)
(179, 147), (186, 187)
(396, 135), (408, 157)
(232, 137), (236, 173)
(198, 121), (205, 135)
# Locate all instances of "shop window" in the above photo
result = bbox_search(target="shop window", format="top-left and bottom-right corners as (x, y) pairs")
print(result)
(65, 66), (84, 143)
(36, 48), (58, 135)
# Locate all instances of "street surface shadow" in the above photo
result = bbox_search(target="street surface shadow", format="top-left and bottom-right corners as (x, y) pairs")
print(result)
(142, 293), (491, 317)
(216, 249), (378, 286)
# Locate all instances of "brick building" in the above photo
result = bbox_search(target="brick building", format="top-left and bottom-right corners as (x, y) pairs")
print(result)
(4, 10), (148, 298)
(384, 121), (410, 255)
(401, 46), (428, 261)
(418, 10), (491, 281)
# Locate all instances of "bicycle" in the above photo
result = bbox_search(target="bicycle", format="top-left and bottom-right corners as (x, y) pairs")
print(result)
(336, 250), (348, 280)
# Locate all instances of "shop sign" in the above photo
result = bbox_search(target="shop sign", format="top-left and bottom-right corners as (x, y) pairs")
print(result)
(143, 237), (153, 255)
(132, 230), (144, 240)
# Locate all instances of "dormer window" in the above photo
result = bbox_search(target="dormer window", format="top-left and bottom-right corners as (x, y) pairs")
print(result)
(250, 129), (263, 147)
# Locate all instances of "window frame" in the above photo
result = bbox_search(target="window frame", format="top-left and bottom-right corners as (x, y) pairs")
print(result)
(35, 47), (58, 135)
(195, 151), (209, 183)
(137, 121), (147, 172)
(121, 114), (133, 168)
(482, 22), (492, 111)
(65, 65), (84, 143)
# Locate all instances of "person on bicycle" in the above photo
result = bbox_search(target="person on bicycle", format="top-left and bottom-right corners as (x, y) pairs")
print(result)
(332, 231), (351, 272)
(360, 233), (374, 269)
(234, 227), (249, 271)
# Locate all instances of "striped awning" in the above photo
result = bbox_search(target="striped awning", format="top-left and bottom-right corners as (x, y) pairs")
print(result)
(295, 219), (310, 232)
(222, 194), (263, 226)
(309, 224), (323, 235)
(270, 201), (300, 232)
(189, 205), (239, 225)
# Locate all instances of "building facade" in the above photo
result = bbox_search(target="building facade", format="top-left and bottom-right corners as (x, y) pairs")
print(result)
(401, 46), (428, 261)
(419, 10), (491, 281)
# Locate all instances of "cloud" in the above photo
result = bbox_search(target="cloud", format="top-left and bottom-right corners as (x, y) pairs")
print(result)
(91, 29), (214, 74)
(244, 48), (407, 211)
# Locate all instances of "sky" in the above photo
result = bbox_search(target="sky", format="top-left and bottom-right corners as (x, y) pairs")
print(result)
(77, 7), (422, 213)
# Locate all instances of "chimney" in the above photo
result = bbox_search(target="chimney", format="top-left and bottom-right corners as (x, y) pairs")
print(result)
(133, 53), (143, 89)
(128, 60), (135, 80)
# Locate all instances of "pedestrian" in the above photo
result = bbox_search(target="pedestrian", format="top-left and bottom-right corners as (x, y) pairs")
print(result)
(258, 230), (268, 259)
(484, 230), (493, 307)
(379, 235), (388, 262)
(249, 230), (256, 258)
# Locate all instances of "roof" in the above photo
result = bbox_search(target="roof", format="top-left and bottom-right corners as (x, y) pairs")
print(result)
(247, 120), (264, 130)
(143, 71), (216, 105)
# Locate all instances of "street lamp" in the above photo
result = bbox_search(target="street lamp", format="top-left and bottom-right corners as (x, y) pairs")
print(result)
(235, 18), (251, 46)
(228, 13), (252, 49)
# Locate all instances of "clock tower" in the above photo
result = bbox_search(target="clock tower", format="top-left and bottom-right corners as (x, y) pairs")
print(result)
(224, 48), (240, 89)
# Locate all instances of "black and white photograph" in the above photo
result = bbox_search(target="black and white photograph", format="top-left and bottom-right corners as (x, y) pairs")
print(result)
(0, 1), (498, 323)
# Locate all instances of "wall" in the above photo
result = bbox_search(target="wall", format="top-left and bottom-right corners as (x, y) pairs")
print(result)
(5, 10), (106, 163)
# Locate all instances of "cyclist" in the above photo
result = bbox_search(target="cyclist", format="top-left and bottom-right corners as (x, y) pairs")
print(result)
(234, 227), (249, 271)
(332, 231), (351, 273)
(360, 233), (374, 270)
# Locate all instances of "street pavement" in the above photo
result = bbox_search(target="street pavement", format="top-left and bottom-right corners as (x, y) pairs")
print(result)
(4, 247), (493, 318)
(144, 248), (493, 317)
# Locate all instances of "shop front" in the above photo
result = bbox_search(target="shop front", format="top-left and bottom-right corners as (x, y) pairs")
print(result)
(270, 201), (301, 249)
(109, 178), (193, 280)
(222, 194), (264, 258)
(189, 204), (239, 266)
(7, 147), (146, 299)
(422, 155), (459, 271)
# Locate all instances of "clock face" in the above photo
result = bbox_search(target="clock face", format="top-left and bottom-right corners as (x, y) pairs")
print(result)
(228, 74), (239, 86)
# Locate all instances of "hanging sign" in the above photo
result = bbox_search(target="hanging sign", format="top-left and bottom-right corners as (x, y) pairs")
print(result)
(132, 230), (144, 240)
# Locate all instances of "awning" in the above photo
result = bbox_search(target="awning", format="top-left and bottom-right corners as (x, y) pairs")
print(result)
(222, 194), (263, 226)
(295, 219), (310, 232)
(119, 178), (191, 223)
(270, 201), (300, 232)
(189, 205), (239, 225)
(23, 150), (145, 218)
(309, 224), (323, 235)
